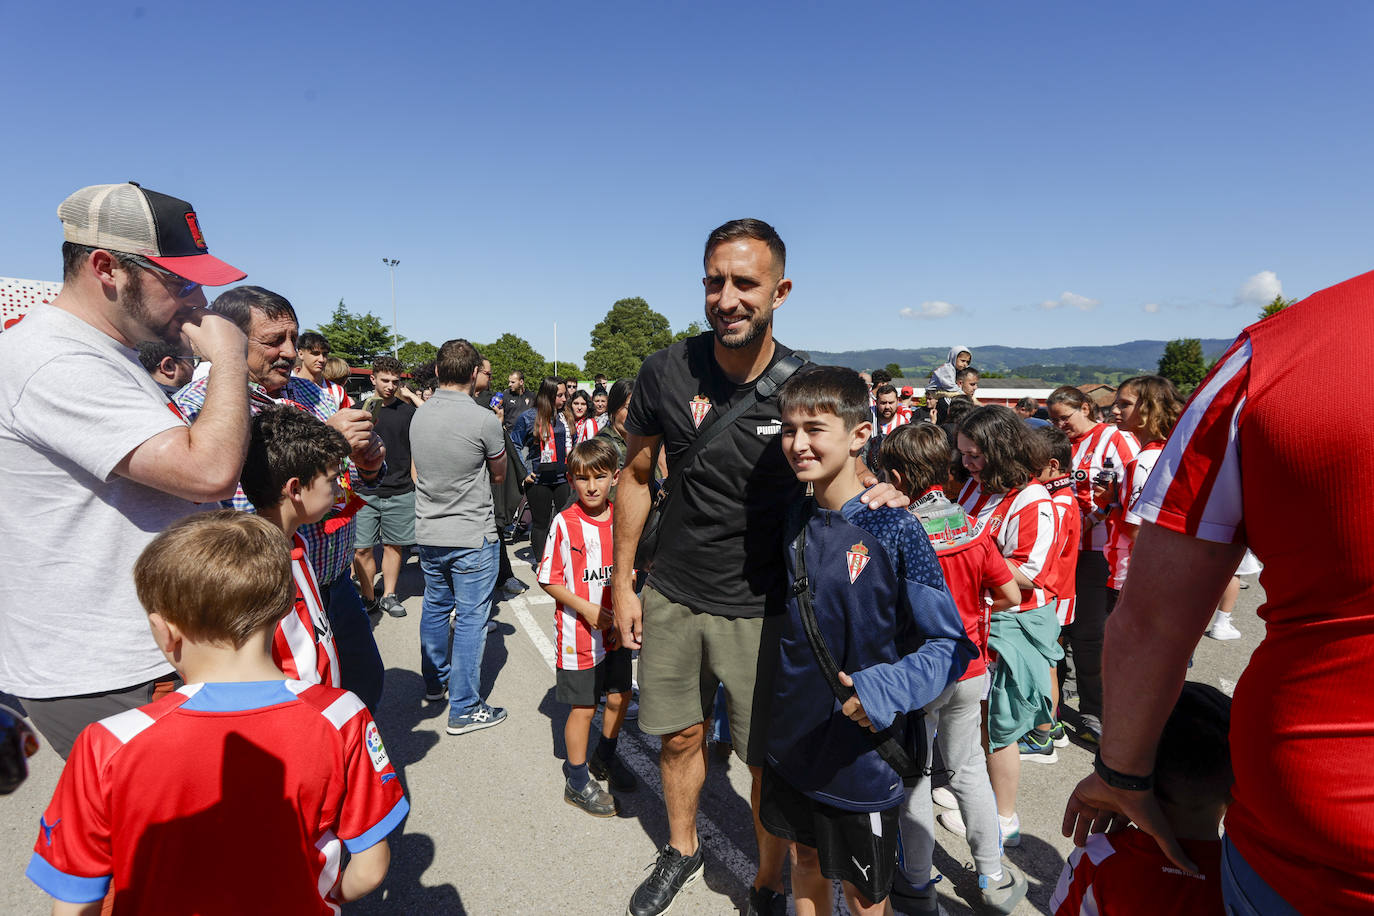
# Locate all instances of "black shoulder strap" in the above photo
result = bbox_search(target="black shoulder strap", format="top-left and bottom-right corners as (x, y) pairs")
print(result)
(791, 500), (921, 779)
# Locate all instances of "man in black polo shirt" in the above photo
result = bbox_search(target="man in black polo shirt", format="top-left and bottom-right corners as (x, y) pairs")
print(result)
(355, 356), (417, 618)
(612, 219), (904, 916)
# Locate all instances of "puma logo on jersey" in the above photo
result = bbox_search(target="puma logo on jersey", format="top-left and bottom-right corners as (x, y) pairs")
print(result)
(581, 565), (613, 584)
(756, 423), (781, 436)
(40, 816), (60, 846)
(851, 857), (872, 881)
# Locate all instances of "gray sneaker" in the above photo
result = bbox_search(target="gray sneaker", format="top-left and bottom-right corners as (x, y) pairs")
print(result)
(378, 594), (407, 618)
(446, 703), (507, 736)
(979, 860), (1028, 914)
(565, 777), (617, 817)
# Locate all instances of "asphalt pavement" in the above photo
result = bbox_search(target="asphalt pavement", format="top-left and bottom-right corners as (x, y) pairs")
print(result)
(0, 544), (1263, 915)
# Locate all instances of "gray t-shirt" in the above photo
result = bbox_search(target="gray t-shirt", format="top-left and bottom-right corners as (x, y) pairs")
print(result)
(0, 305), (199, 697)
(411, 389), (506, 548)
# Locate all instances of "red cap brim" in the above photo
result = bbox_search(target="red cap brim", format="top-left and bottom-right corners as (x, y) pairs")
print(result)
(146, 253), (246, 286)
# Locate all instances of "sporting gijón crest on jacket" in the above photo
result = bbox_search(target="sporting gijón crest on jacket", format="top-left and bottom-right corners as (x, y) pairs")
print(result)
(767, 491), (975, 813)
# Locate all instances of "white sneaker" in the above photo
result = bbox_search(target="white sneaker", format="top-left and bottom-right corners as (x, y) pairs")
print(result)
(931, 786), (957, 809)
(1205, 610), (1241, 640)
(937, 809), (1020, 847)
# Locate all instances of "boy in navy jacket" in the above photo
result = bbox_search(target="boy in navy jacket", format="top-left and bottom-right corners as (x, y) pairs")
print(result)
(765, 366), (975, 915)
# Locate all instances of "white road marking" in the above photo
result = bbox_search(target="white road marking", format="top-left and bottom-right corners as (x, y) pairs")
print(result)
(507, 593), (759, 890)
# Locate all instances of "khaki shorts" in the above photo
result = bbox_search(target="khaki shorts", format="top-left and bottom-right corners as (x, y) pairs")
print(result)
(637, 586), (781, 765)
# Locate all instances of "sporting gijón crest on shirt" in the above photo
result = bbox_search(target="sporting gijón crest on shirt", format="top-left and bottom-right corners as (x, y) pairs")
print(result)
(846, 542), (871, 583)
(537, 502), (616, 671)
(689, 394), (712, 429)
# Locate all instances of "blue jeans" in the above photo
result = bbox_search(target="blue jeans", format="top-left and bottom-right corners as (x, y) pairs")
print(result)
(1222, 836), (1302, 915)
(418, 540), (500, 718)
(321, 576), (385, 712)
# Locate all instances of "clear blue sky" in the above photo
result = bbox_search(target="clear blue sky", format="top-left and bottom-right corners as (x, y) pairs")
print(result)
(4, 1), (1372, 360)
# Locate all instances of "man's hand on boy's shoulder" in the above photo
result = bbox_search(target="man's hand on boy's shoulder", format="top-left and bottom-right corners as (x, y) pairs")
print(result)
(837, 671), (875, 731)
(859, 480), (909, 511)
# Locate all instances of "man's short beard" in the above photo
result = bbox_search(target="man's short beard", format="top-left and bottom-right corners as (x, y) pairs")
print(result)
(119, 269), (179, 345)
(711, 309), (772, 351)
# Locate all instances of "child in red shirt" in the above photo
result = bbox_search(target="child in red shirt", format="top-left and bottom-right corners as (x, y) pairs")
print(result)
(880, 423), (1028, 914)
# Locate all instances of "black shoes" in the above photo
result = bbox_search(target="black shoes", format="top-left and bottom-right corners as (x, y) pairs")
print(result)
(745, 885), (787, 916)
(589, 753), (638, 792)
(564, 778), (617, 817)
(626, 843), (704, 916)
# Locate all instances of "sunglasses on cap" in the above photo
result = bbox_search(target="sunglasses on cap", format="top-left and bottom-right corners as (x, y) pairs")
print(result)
(123, 254), (201, 299)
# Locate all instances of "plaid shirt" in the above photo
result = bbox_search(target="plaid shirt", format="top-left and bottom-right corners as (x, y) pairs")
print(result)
(174, 375), (362, 586)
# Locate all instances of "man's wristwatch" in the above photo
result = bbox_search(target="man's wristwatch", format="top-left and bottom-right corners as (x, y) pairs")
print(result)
(1093, 750), (1153, 791)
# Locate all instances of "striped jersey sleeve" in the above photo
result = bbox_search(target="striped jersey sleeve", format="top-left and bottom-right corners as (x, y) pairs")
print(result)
(1134, 338), (1250, 545)
(272, 535), (341, 687)
(1000, 484), (1058, 609)
(1050, 832), (1116, 915)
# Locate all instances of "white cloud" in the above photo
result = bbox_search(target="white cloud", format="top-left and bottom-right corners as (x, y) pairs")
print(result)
(1235, 270), (1282, 306)
(899, 300), (962, 320)
(1142, 302), (1161, 314)
(1038, 291), (1101, 311)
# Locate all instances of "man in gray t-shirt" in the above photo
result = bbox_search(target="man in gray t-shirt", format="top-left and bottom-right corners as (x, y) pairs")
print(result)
(410, 339), (509, 736)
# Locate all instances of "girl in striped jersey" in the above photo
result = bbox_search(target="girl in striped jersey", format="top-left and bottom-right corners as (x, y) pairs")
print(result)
(951, 406), (1063, 848)
(569, 389), (600, 443)
(1047, 385), (1139, 745)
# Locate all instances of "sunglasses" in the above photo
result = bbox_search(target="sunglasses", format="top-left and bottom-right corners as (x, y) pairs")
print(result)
(124, 254), (201, 299)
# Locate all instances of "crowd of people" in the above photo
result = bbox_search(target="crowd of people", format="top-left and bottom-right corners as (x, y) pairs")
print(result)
(0, 188), (1367, 916)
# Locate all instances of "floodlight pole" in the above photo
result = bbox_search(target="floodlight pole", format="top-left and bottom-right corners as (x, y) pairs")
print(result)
(382, 258), (400, 357)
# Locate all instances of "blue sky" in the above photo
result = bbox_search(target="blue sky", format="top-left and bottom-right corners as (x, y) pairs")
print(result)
(3, 1), (1372, 359)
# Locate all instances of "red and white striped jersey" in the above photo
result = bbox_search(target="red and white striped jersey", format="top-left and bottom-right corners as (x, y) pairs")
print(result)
(1069, 423), (1139, 552)
(1042, 476), (1081, 625)
(574, 417), (600, 443)
(537, 502), (615, 671)
(1049, 829), (1222, 916)
(958, 480), (1058, 611)
(273, 534), (341, 688)
(26, 680), (408, 915)
(879, 407), (912, 435)
(1103, 441), (1165, 588)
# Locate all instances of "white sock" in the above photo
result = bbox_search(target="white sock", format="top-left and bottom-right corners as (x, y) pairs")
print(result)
(981, 869), (1004, 883)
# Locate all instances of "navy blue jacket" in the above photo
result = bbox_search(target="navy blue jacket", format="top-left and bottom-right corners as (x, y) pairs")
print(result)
(767, 490), (975, 812)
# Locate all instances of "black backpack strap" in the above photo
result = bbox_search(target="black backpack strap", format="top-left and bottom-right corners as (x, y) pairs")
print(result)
(791, 502), (922, 779)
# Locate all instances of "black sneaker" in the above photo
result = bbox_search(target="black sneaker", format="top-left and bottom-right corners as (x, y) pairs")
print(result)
(565, 778), (617, 817)
(745, 885), (787, 916)
(589, 753), (638, 792)
(627, 843), (704, 916)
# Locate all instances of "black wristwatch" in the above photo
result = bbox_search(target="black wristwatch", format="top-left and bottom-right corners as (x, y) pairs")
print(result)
(1094, 750), (1153, 792)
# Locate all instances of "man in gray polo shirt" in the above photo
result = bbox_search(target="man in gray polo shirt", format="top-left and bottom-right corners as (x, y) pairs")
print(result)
(411, 338), (509, 735)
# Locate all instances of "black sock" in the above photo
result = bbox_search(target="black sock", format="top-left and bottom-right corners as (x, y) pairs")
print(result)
(596, 735), (618, 763)
(563, 760), (590, 791)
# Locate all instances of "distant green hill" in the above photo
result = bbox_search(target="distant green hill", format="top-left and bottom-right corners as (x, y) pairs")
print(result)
(808, 339), (1236, 377)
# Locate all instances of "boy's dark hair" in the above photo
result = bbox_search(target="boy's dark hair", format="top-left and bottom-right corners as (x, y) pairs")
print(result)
(567, 437), (621, 478)
(870, 369), (892, 386)
(1015, 396), (1039, 413)
(137, 339), (180, 373)
(880, 423), (952, 495)
(296, 331), (331, 354)
(606, 378), (633, 417)
(944, 395), (977, 425)
(1155, 682), (1232, 809)
(435, 339), (482, 386)
(1033, 425), (1073, 471)
(778, 366), (872, 431)
(134, 510), (295, 648)
(240, 405), (350, 511)
(873, 383), (897, 399)
(210, 286), (298, 335)
(372, 355), (403, 377)
(703, 218), (786, 277)
(956, 405), (1035, 494)
(955, 366), (980, 383)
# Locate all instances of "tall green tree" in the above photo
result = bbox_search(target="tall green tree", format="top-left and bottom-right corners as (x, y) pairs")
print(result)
(1157, 338), (1208, 392)
(481, 333), (547, 389)
(1259, 294), (1296, 320)
(396, 340), (438, 373)
(309, 300), (403, 364)
(583, 297), (673, 379)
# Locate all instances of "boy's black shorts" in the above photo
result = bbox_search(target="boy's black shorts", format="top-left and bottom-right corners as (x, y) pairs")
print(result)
(759, 763), (899, 904)
(556, 647), (633, 707)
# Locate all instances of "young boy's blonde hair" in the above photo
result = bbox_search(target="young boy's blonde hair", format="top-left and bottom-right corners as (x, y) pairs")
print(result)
(566, 436), (621, 478)
(134, 511), (295, 648)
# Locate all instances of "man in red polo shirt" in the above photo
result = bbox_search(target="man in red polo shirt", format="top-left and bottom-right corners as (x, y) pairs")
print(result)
(1062, 269), (1374, 915)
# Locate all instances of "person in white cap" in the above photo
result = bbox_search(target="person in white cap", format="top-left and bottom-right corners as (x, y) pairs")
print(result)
(0, 181), (251, 758)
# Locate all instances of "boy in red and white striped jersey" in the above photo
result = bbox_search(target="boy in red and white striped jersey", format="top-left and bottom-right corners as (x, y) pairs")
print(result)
(240, 406), (351, 688)
(538, 437), (636, 817)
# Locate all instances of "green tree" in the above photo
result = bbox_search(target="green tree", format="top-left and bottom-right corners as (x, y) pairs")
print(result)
(396, 340), (438, 373)
(884, 362), (904, 378)
(480, 333), (547, 389)
(309, 300), (403, 364)
(1259, 294), (1296, 320)
(1157, 338), (1208, 392)
(674, 320), (705, 342)
(583, 297), (673, 378)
